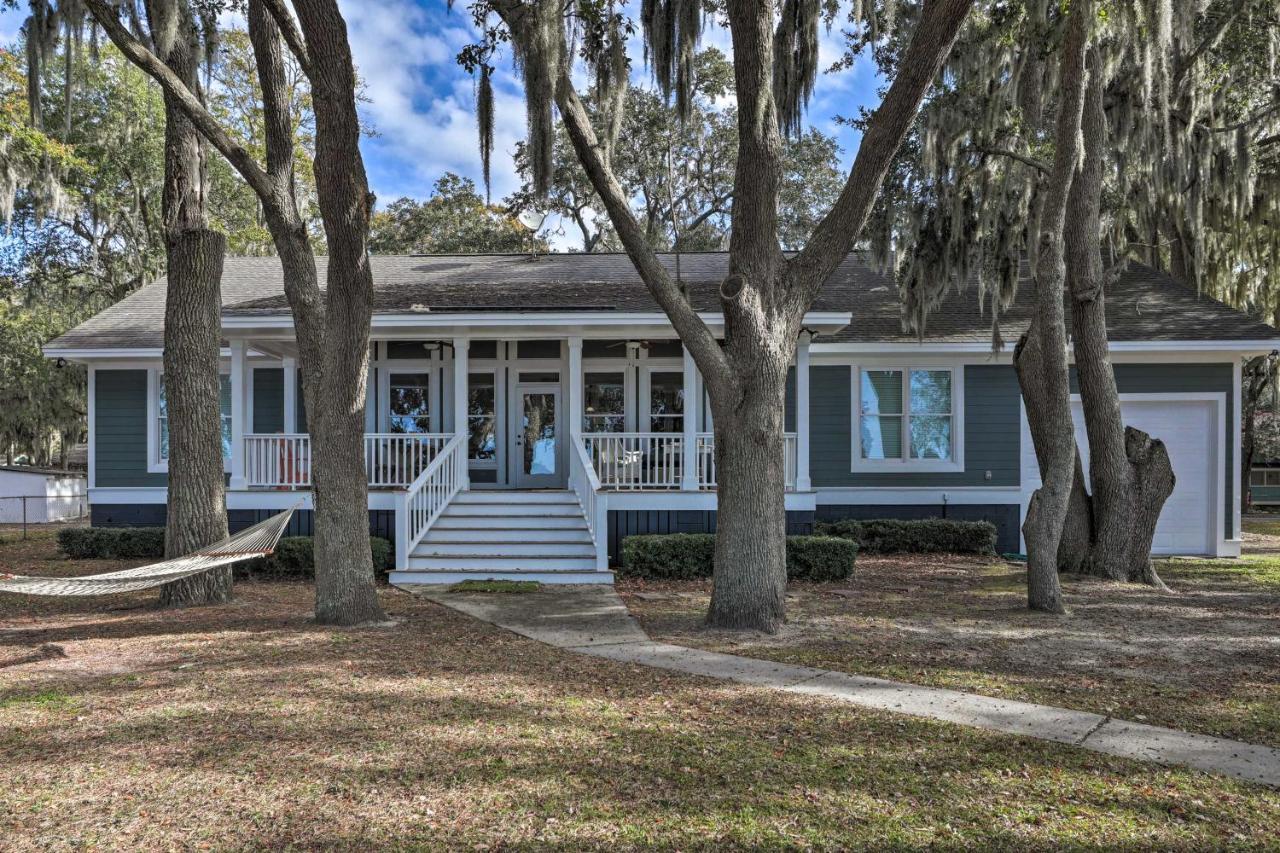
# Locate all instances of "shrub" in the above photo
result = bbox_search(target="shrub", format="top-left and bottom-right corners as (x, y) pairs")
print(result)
(619, 533), (856, 581)
(57, 526), (165, 559)
(57, 527), (393, 580)
(238, 536), (393, 580)
(815, 518), (997, 555)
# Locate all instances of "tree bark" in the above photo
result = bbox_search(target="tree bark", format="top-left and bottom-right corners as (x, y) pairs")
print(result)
(1067, 50), (1173, 588)
(1013, 0), (1093, 615)
(290, 0), (384, 625)
(151, 0), (231, 607)
(85, 0), (384, 623)
(489, 0), (972, 632)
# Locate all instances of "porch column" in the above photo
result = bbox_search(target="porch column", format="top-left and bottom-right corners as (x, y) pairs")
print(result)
(453, 337), (470, 489)
(795, 331), (812, 492)
(681, 344), (699, 491)
(282, 356), (297, 433)
(567, 336), (583, 439)
(229, 339), (248, 490)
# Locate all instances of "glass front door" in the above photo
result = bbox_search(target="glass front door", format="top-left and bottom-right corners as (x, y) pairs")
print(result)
(515, 385), (564, 488)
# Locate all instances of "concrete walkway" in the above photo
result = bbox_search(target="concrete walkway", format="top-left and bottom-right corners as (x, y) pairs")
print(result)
(408, 584), (1280, 788)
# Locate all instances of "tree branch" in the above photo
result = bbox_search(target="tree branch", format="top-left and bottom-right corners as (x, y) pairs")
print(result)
(787, 0), (974, 309)
(977, 144), (1050, 174)
(259, 0), (313, 77)
(83, 0), (276, 202)
(1174, 0), (1248, 93)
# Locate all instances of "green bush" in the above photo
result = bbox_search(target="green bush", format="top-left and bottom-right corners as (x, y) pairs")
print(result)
(815, 518), (997, 555)
(56, 526), (165, 559)
(57, 527), (393, 580)
(619, 533), (856, 581)
(238, 536), (393, 579)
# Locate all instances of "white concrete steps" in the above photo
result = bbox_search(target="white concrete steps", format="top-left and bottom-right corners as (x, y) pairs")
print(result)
(388, 490), (613, 585)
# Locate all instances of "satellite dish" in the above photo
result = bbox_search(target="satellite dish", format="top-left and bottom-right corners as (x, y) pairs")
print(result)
(518, 209), (547, 231)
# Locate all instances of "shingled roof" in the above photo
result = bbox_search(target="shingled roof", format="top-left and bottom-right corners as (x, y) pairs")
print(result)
(44, 252), (1279, 352)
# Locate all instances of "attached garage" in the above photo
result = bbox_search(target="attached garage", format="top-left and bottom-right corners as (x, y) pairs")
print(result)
(1020, 394), (1225, 556)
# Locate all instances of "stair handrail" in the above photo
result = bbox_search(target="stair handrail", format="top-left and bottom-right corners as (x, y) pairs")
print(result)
(569, 433), (608, 570)
(395, 432), (467, 569)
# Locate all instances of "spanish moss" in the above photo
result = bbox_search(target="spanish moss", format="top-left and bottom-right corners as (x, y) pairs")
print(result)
(773, 0), (820, 138)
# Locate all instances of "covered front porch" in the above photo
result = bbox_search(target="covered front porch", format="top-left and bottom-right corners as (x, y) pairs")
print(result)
(225, 334), (816, 496)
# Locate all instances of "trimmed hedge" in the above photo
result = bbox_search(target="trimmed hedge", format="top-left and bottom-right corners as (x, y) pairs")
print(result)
(57, 526), (165, 559)
(619, 533), (856, 581)
(238, 536), (393, 580)
(56, 527), (392, 579)
(814, 518), (997, 555)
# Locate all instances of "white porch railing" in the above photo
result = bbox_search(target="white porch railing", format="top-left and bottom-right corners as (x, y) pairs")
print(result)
(395, 432), (467, 569)
(695, 432), (798, 491)
(569, 435), (608, 569)
(243, 433), (450, 489)
(582, 432), (684, 490)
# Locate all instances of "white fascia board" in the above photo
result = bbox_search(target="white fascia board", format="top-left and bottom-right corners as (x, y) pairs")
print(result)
(45, 347), (246, 362)
(221, 310), (852, 335)
(813, 340), (1280, 356)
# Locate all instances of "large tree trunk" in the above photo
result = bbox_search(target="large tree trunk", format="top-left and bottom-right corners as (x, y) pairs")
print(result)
(291, 0), (384, 625)
(153, 0), (230, 607)
(1241, 355), (1269, 515)
(1014, 0), (1093, 615)
(705, 351), (792, 632)
(1067, 51), (1173, 588)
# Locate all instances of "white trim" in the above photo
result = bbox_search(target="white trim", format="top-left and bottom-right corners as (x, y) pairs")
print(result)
(850, 364), (965, 474)
(813, 339), (1280, 356)
(1232, 359), (1242, 541)
(814, 486), (1022, 505)
(229, 342), (248, 489)
(1017, 392), (1229, 557)
(282, 357), (297, 433)
(453, 338), (470, 490)
(220, 310), (853, 332)
(87, 367), (96, 490)
(680, 345), (699, 491)
(794, 333), (812, 491)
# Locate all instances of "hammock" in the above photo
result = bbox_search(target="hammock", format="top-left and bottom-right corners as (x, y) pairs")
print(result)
(0, 508), (297, 597)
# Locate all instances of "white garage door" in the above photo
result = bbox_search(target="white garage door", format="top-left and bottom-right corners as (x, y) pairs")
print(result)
(1021, 398), (1218, 555)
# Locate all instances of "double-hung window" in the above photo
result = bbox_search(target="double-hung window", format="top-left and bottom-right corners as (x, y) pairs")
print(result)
(856, 367), (961, 470)
(152, 372), (232, 471)
(583, 372), (626, 433)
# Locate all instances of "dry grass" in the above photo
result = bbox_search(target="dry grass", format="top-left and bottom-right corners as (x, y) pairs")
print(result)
(623, 553), (1280, 753)
(2, 533), (1279, 849)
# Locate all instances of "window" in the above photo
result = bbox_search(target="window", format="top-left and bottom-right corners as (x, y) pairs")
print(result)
(388, 372), (431, 433)
(648, 371), (684, 433)
(856, 367), (960, 469)
(157, 374), (232, 462)
(467, 372), (496, 462)
(1256, 469), (1280, 486)
(584, 372), (625, 432)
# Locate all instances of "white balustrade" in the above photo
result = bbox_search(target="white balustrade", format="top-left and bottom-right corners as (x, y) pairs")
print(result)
(695, 432), (798, 491)
(569, 435), (608, 569)
(243, 433), (449, 489)
(396, 433), (467, 568)
(582, 432), (684, 490)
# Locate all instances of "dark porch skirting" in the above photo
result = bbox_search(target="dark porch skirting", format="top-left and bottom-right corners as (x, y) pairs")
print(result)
(607, 509), (817, 567)
(814, 503), (1021, 555)
(90, 505), (396, 542)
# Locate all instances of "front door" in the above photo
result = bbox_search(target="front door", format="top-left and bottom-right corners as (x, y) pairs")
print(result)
(514, 384), (565, 488)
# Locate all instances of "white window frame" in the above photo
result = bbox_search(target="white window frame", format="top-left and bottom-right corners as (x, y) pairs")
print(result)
(465, 368), (500, 469)
(851, 364), (965, 473)
(147, 367), (233, 474)
(581, 363), (632, 433)
(380, 365), (437, 434)
(640, 363), (685, 434)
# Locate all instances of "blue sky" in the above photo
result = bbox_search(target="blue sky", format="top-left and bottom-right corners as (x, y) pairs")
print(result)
(1, 1), (882, 245)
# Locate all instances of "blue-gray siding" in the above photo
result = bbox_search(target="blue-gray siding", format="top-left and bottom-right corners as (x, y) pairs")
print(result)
(253, 368), (284, 433)
(808, 364), (1021, 488)
(95, 370), (167, 487)
(608, 509), (815, 566)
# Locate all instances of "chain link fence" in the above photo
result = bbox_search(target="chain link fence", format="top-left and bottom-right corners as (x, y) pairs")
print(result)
(0, 494), (90, 540)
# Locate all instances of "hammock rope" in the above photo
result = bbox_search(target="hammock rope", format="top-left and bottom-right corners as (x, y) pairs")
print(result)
(0, 507), (298, 597)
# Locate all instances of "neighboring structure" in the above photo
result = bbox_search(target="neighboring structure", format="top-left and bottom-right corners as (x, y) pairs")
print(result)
(0, 466), (87, 524)
(1248, 461), (1280, 509)
(43, 253), (1280, 582)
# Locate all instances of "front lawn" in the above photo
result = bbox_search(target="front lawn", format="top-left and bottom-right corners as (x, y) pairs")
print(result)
(2, 534), (1278, 848)
(622, 553), (1280, 752)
